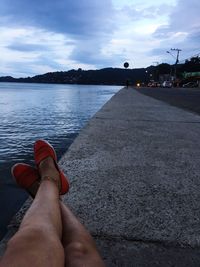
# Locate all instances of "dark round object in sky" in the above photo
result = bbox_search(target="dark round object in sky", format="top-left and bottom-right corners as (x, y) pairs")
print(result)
(124, 62), (129, 69)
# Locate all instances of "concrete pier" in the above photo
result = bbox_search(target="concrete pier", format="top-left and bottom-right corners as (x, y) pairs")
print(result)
(1, 88), (200, 266)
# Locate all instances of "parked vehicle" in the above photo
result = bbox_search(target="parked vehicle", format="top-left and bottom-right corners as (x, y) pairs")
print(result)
(162, 81), (172, 88)
(182, 82), (197, 88)
(147, 81), (161, 87)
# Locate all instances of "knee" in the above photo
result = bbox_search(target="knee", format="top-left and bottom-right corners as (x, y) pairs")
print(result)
(5, 228), (64, 267)
(64, 241), (90, 256)
(64, 242), (105, 266)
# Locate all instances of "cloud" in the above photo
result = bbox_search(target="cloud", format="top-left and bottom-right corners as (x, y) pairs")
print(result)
(121, 3), (174, 20)
(169, 0), (200, 32)
(0, 0), (115, 37)
(152, 0), (200, 49)
(0, 0), (118, 69)
(6, 43), (47, 52)
(153, 26), (174, 39)
(149, 48), (169, 57)
(148, 0), (200, 64)
(187, 31), (200, 44)
(0, 26), (75, 77)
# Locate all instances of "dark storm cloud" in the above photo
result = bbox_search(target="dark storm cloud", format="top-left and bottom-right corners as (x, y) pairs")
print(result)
(0, 0), (116, 66)
(0, 0), (115, 37)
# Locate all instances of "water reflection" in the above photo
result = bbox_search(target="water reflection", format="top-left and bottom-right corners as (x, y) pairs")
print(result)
(0, 83), (120, 164)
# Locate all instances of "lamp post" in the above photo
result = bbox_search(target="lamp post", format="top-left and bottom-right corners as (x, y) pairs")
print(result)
(171, 48), (181, 80)
(166, 49), (181, 81)
(166, 50), (175, 81)
(153, 61), (159, 81)
(145, 70), (148, 86)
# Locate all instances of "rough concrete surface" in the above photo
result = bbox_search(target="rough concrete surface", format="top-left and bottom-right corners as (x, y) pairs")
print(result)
(1, 88), (200, 266)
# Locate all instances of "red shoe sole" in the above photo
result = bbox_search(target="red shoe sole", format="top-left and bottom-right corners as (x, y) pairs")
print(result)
(34, 140), (69, 194)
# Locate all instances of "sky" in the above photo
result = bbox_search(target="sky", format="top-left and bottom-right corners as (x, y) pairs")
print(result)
(0, 0), (199, 77)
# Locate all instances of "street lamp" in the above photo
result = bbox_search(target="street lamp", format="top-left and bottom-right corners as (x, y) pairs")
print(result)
(166, 50), (176, 59)
(166, 49), (181, 82)
(145, 70), (150, 85)
(166, 51), (175, 81)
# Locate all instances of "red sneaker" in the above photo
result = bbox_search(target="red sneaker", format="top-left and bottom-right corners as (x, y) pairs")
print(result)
(34, 140), (69, 195)
(12, 163), (40, 198)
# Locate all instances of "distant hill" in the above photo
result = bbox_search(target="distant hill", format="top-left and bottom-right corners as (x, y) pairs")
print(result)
(0, 76), (16, 82)
(0, 58), (199, 85)
(0, 68), (149, 85)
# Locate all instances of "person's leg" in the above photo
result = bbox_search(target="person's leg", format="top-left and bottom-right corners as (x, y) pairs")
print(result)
(60, 202), (105, 267)
(0, 157), (64, 267)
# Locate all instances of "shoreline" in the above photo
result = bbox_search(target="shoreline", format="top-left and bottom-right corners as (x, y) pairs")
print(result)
(0, 81), (123, 86)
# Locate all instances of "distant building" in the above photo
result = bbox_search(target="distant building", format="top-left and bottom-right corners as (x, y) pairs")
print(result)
(183, 72), (200, 87)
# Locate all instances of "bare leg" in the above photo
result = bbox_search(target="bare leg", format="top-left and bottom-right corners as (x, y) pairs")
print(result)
(0, 157), (64, 267)
(60, 202), (105, 267)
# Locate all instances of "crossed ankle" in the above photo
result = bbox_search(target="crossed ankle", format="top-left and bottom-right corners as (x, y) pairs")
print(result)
(41, 175), (60, 192)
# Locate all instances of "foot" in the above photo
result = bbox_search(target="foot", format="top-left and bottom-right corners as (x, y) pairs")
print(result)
(12, 163), (40, 198)
(34, 140), (69, 194)
(38, 156), (61, 192)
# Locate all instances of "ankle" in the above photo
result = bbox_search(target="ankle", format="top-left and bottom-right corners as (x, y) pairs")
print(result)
(41, 176), (60, 192)
(39, 157), (59, 179)
(39, 157), (54, 169)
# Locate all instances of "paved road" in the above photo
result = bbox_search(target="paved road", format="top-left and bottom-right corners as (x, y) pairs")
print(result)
(59, 88), (200, 266)
(1, 87), (200, 266)
(135, 86), (200, 115)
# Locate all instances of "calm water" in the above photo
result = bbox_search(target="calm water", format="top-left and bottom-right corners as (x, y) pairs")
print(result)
(0, 82), (120, 239)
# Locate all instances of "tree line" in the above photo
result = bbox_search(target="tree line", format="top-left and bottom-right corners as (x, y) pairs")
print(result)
(0, 56), (199, 85)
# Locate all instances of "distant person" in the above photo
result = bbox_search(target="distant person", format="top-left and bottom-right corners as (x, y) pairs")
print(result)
(0, 140), (105, 267)
(126, 79), (129, 88)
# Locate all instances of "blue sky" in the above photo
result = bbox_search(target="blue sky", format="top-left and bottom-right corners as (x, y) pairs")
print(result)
(0, 0), (199, 77)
